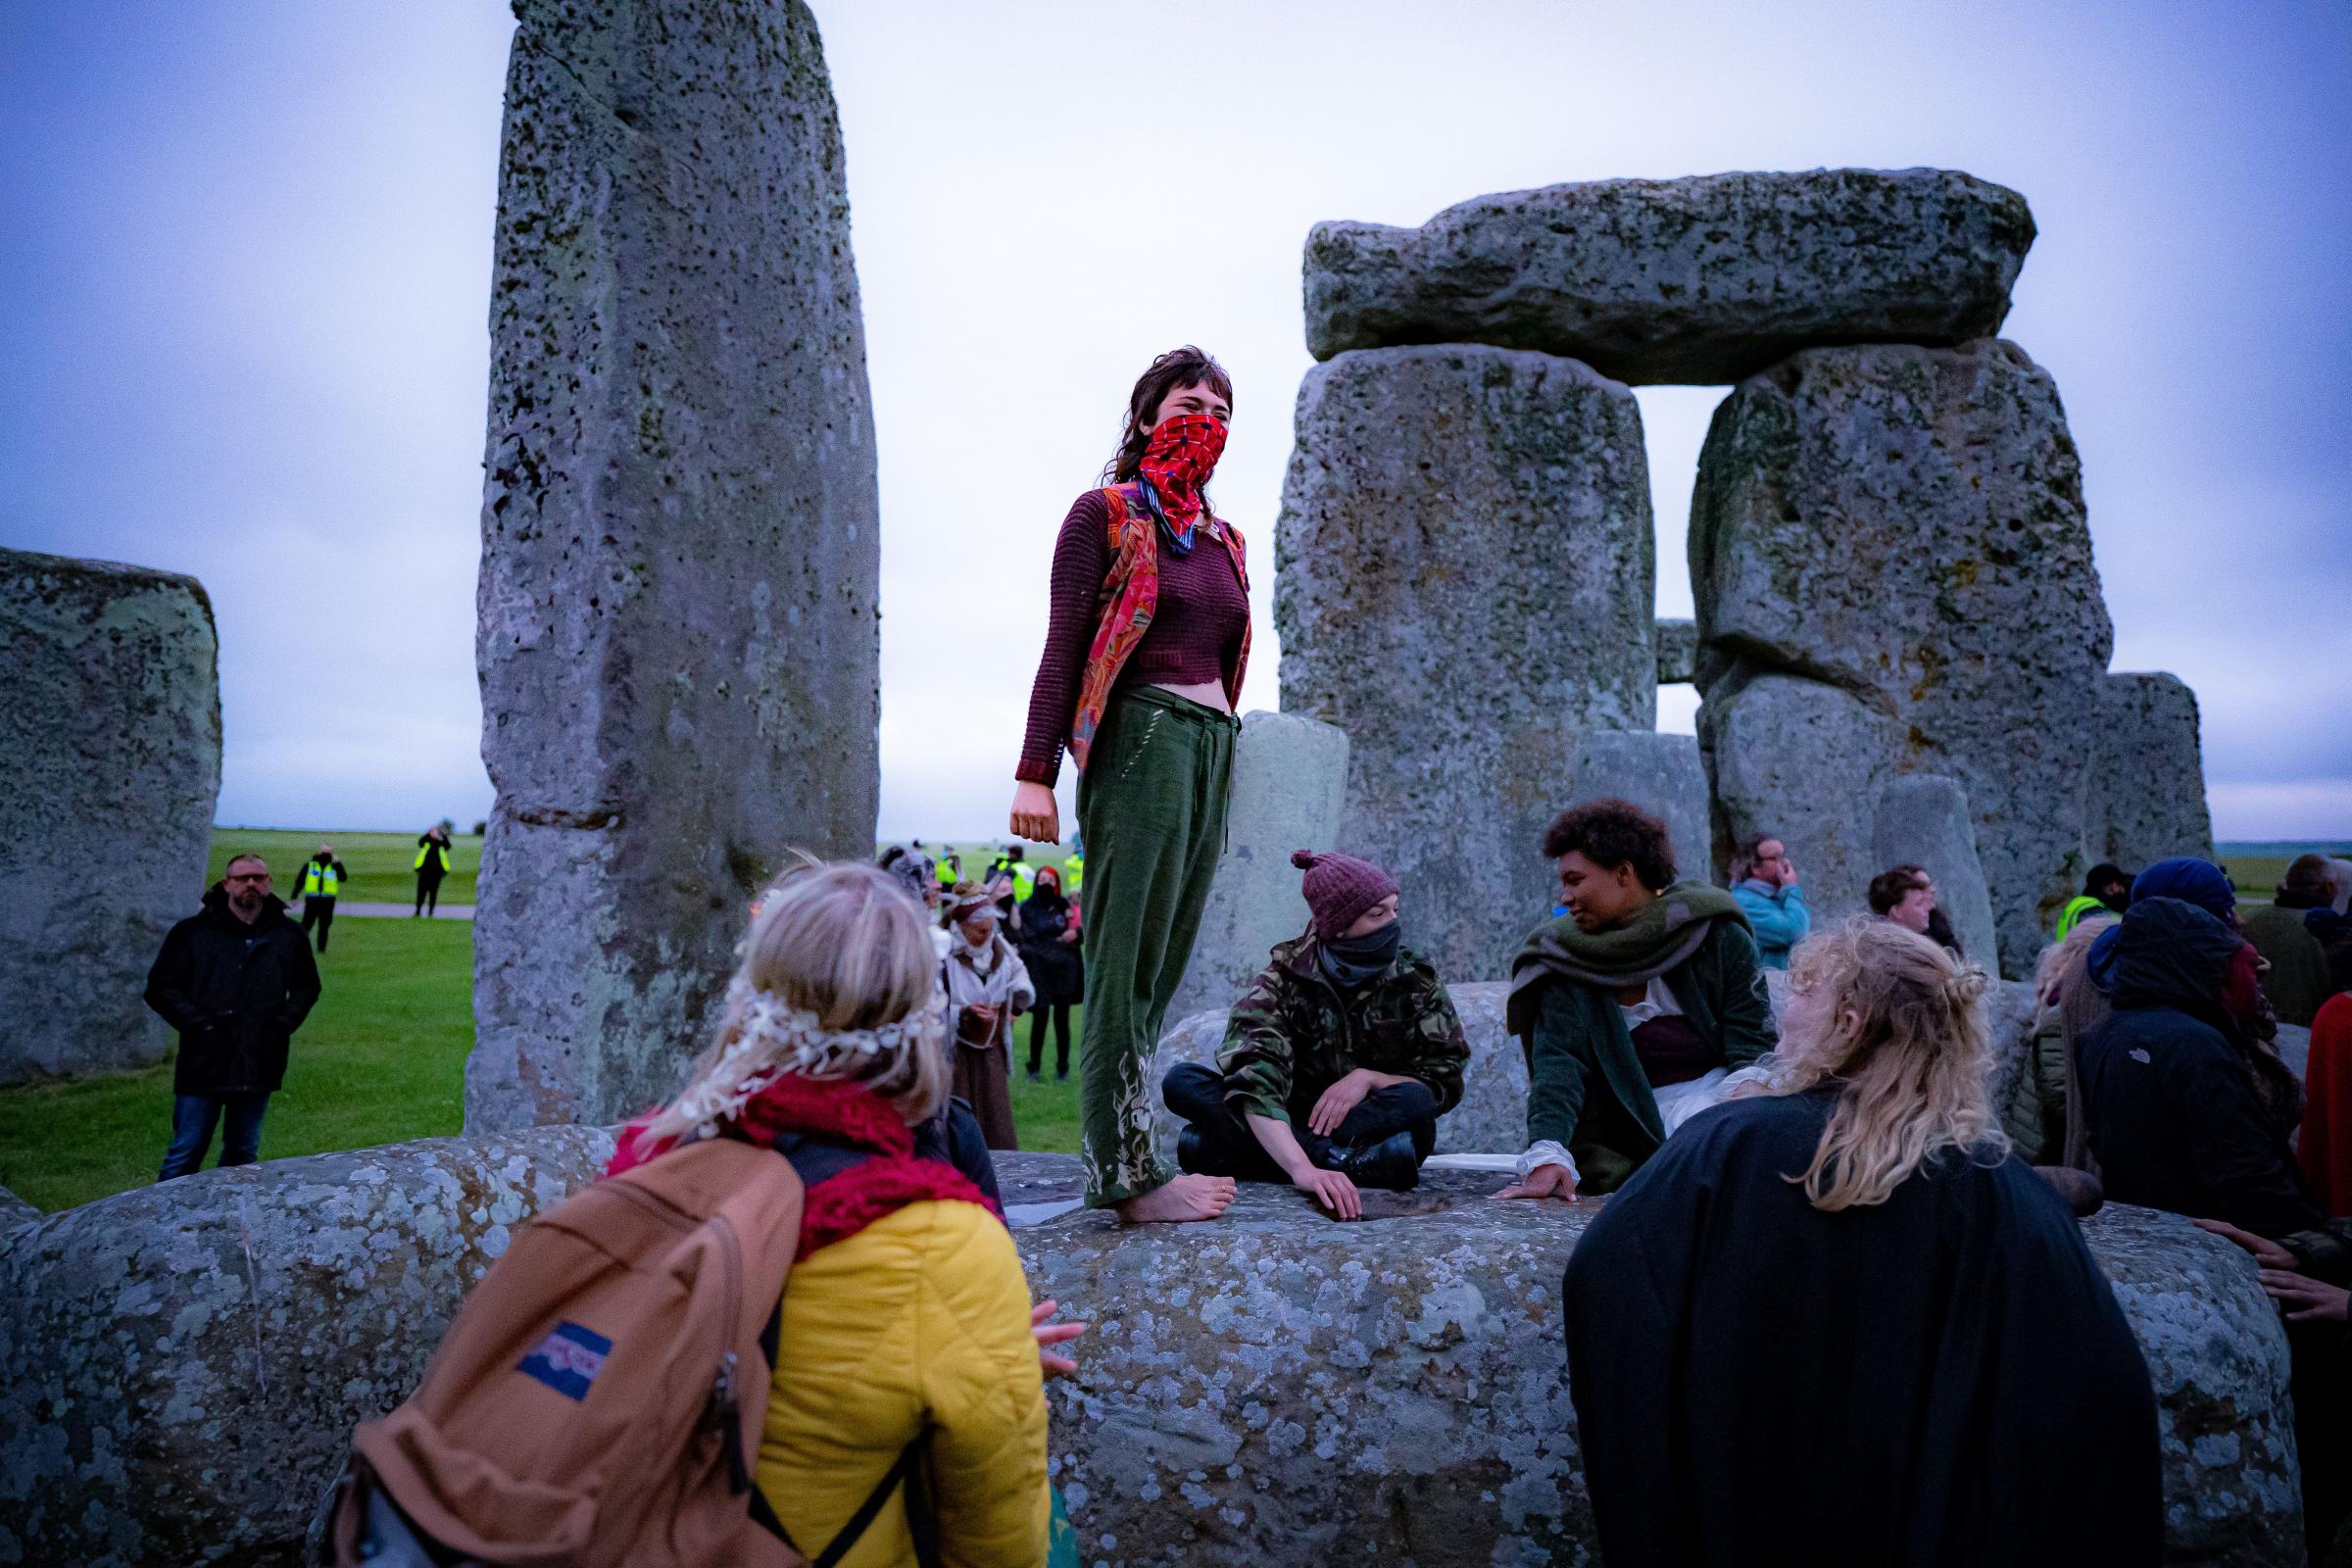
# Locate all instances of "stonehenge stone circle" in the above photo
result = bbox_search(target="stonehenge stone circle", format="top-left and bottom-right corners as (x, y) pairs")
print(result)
(1870, 772), (2000, 966)
(1304, 169), (2033, 384)
(2090, 672), (2217, 869)
(1162, 710), (1350, 1026)
(469, 0), (881, 1130)
(1691, 339), (2112, 975)
(1568, 730), (1712, 890)
(0, 548), (220, 1085)
(0, 1125), (618, 1567)
(3, 1133), (2293, 1566)
(1277, 344), (1655, 982)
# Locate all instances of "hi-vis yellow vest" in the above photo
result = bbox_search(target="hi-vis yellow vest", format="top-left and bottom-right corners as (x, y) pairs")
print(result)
(1061, 854), (1084, 895)
(416, 842), (451, 874)
(300, 861), (340, 898)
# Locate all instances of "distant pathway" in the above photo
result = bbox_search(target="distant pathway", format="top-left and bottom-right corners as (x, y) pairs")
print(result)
(334, 902), (475, 921)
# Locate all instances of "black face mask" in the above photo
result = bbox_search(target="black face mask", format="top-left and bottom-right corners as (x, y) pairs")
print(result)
(1319, 921), (1402, 989)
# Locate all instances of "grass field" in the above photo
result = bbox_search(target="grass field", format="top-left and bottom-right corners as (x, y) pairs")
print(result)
(209, 828), (480, 906)
(0, 915), (475, 1212)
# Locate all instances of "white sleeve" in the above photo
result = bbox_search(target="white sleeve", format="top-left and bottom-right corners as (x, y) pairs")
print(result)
(1516, 1140), (1580, 1184)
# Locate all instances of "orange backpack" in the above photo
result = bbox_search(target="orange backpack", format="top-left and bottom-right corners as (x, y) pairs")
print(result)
(319, 1135), (900, 1568)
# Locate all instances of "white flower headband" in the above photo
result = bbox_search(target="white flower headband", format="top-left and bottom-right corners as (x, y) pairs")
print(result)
(667, 976), (946, 1139)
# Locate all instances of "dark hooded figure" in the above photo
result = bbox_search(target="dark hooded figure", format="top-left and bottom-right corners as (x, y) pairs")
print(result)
(2079, 893), (2351, 1560)
(1564, 920), (2161, 1568)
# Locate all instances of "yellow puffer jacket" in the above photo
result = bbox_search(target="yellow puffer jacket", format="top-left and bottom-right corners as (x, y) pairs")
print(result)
(757, 1198), (1051, 1568)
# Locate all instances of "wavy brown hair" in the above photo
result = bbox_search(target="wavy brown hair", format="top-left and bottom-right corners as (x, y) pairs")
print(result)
(1758, 919), (2005, 1210)
(1103, 345), (1233, 492)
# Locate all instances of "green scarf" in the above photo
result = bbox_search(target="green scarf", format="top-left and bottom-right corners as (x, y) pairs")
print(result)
(1506, 880), (1751, 1036)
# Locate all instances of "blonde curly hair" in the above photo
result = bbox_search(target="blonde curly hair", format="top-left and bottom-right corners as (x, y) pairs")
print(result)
(635, 858), (948, 1152)
(1763, 919), (2007, 1210)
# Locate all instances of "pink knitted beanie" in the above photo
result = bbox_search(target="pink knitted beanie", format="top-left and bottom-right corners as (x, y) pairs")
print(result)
(1292, 849), (1399, 941)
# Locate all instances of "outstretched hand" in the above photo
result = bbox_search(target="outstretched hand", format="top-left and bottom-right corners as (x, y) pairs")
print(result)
(2259, 1269), (2350, 1322)
(2193, 1217), (2298, 1271)
(1031, 1298), (1088, 1378)
(1295, 1165), (1362, 1220)
(1494, 1163), (1578, 1202)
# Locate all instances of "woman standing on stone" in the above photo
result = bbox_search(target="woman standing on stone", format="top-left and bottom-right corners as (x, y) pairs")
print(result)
(1006, 345), (1248, 1224)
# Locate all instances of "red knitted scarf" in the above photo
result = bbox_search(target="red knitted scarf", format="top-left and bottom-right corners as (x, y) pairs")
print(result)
(608, 1075), (1001, 1259)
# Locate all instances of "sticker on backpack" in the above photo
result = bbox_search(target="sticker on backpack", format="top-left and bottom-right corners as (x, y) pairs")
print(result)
(517, 1321), (612, 1400)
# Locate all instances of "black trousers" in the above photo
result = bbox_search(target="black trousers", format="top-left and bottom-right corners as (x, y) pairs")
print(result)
(415, 875), (442, 916)
(1161, 1060), (1437, 1183)
(299, 897), (335, 953)
(1027, 1003), (1072, 1078)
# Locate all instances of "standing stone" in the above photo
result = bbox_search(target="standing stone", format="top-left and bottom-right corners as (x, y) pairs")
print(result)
(1568, 731), (1711, 889)
(1871, 773), (1999, 967)
(1278, 345), (1655, 982)
(2089, 672), (2215, 870)
(0, 550), (220, 1085)
(1654, 616), (1698, 685)
(1698, 672), (1891, 907)
(469, 0), (880, 1130)
(1305, 169), (2034, 384)
(1162, 710), (1348, 1027)
(1691, 340), (2111, 975)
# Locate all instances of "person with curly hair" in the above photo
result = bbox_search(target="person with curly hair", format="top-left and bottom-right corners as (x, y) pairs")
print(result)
(1563, 920), (2161, 1566)
(1005, 346), (1249, 1225)
(1494, 798), (1778, 1200)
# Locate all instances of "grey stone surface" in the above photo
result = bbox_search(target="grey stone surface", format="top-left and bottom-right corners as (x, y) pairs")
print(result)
(1017, 1152), (2295, 1568)
(1691, 340), (2112, 976)
(1163, 710), (1350, 1027)
(2274, 1022), (2311, 1086)
(1654, 616), (1697, 684)
(1305, 169), (2034, 384)
(1568, 731), (1711, 890)
(470, 0), (881, 1130)
(1277, 345), (1655, 982)
(2090, 672), (2217, 870)
(0, 1124), (617, 1568)
(0, 1138), (2293, 1566)
(0, 549), (220, 1085)
(1698, 671), (1891, 905)
(1870, 773), (2000, 967)
(1155, 982), (1526, 1160)
(0, 1185), (36, 1239)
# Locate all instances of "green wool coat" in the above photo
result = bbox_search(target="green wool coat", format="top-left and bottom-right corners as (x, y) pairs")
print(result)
(1516, 913), (1778, 1193)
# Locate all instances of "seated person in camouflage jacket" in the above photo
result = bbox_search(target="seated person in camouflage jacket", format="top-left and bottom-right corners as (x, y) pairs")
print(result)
(1161, 850), (1471, 1218)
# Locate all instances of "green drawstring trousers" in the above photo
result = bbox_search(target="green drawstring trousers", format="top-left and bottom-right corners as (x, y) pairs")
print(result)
(1073, 686), (1237, 1207)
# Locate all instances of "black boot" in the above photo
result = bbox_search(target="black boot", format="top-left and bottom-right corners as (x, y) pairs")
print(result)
(1327, 1130), (1421, 1192)
(1176, 1127), (1209, 1176)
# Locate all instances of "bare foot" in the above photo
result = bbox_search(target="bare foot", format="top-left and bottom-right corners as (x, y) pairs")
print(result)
(1115, 1173), (1237, 1224)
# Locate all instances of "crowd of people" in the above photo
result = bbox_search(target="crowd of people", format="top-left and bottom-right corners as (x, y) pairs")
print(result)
(272, 344), (2352, 1563)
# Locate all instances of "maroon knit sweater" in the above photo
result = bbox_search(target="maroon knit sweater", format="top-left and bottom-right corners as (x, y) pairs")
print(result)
(1016, 490), (1249, 786)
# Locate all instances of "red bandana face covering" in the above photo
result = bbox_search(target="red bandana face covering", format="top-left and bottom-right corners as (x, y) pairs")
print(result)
(1138, 413), (1229, 532)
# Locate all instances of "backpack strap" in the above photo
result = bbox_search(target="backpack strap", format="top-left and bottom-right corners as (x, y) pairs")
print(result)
(812, 1446), (924, 1568)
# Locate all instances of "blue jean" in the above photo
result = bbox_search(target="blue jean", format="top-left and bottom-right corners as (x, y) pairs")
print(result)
(158, 1093), (270, 1181)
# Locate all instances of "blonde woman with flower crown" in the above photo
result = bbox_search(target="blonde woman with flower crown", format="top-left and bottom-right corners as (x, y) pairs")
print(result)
(1561, 919), (2162, 1568)
(610, 859), (1077, 1568)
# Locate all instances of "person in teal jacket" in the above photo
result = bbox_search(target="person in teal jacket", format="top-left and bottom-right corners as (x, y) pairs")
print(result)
(1496, 799), (1779, 1200)
(1729, 832), (1809, 970)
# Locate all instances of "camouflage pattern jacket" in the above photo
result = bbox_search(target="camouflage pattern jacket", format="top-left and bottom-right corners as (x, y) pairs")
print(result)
(1215, 935), (1470, 1126)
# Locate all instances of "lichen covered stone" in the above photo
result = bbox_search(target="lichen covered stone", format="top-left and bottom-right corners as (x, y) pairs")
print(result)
(0, 548), (220, 1084)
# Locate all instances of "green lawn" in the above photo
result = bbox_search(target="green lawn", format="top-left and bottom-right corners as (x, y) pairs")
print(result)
(0, 915), (475, 1212)
(209, 828), (480, 906)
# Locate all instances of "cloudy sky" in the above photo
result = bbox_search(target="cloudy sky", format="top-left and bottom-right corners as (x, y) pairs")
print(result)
(4, 0), (2346, 843)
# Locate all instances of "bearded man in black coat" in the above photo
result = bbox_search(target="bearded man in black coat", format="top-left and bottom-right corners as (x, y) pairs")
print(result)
(144, 854), (321, 1180)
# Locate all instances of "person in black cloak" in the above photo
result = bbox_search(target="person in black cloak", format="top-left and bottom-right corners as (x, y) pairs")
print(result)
(1562, 918), (2161, 1568)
